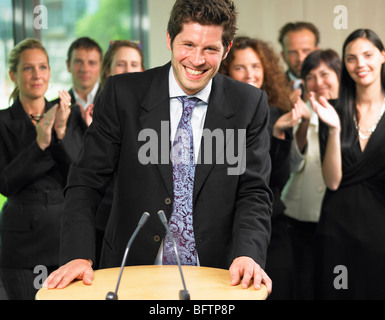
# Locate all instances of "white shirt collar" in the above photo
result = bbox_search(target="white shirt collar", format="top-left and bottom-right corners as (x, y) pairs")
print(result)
(168, 66), (212, 104)
(73, 82), (100, 109)
(287, 70), (300, 82)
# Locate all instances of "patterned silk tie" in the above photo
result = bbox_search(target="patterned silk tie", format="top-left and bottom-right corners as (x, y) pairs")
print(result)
(162, 96), (200, 266)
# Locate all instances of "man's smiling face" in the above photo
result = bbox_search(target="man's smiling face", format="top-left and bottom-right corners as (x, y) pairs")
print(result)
(167, 21), (232, 95)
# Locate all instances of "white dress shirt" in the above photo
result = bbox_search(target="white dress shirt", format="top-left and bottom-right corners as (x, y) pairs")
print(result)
(73, 82), (100, 110)
(169, 67), (211, 163)
(154, 66), (212, 265)
(287, 70), (303, 91)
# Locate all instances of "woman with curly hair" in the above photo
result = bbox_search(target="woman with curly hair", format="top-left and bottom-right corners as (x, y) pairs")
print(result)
(221, 36), (304, 299)
(221, 36), (292, 112)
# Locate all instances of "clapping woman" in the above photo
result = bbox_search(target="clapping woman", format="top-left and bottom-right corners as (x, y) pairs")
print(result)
(312, 29), (385, 299)
(0, 39), (85, 299)
(281, 49), (341, 299)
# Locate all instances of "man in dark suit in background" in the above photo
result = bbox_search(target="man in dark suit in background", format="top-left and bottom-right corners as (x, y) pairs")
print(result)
(278, 22), (320, 101)
(52, 37), (103, 128)
(51, 37), (108, 269)
(44, 0), (273, 294)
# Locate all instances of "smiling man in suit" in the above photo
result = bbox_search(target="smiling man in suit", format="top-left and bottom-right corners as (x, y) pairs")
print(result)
(44, 0), (273, 294)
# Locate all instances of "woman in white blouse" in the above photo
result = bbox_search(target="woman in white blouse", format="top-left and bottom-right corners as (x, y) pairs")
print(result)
(281, 49), (341, 299)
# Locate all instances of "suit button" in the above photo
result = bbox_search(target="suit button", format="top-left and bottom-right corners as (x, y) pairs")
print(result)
(164, 197), (172, 205)
(154, 235), (161, 242)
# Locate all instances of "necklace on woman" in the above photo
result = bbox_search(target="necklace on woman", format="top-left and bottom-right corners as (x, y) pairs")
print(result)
(29, 113), (45, 123)
(355, 98), (385, 141)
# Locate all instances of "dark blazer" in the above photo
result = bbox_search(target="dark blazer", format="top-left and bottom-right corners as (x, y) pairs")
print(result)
(51, 85), (113, 269)
(268, 106), (292, 219)
(60, 62), (273, 270)
(0, 98), (85, 268)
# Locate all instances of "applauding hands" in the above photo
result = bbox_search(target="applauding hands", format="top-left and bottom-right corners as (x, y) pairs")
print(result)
(36, 90), (72, 150)
(273, 96), (310, 140)
(309, 92), (341, 132)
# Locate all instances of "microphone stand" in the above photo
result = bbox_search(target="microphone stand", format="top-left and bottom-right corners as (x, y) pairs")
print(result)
(157, 210), (190, 300)
(106, 212), (150, 300)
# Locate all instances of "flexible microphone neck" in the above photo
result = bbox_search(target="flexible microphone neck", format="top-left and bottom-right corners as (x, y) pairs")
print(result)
(106, 212), (150, 300)
(157, 210), (190, 300)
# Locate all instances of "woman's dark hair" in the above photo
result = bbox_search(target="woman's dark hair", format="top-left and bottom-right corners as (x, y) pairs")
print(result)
(338, 29), (385, 149)
(301, 49), (342, 81)
(167, 0), (238, 51)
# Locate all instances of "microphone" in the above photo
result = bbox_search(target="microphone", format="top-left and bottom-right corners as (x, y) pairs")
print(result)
(157, 210), (190, 300)
(106, 211), (150, 300)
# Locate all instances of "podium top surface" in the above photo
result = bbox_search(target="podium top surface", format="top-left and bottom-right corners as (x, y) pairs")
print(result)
(36, 265), (268, 300)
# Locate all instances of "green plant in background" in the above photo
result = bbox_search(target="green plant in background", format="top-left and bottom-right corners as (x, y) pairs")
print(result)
(75, 0), (133, 53)
(0, 194), (6, 211)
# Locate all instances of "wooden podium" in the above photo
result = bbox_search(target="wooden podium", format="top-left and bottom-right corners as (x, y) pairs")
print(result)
(36, 265), (267, 300)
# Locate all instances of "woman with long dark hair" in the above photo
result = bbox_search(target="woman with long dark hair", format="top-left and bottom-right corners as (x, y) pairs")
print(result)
(312, 29), (385, 299)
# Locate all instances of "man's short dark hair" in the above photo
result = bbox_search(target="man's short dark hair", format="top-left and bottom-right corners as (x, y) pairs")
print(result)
(278, 22), (320, 47)
(67, 37), (103, 63)
(167, 0), (238, 50)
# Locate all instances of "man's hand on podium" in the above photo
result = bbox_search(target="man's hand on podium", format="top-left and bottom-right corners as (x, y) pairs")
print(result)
(229, 256), (272, 295)
(41, 256), (272, 296)
(43, 259), (94, 289)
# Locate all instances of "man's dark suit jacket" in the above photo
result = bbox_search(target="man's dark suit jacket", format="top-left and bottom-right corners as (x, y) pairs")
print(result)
(51, 84), (112, 268)
(60, 62), (273, 270)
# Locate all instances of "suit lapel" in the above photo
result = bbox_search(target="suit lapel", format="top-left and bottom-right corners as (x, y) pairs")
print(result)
(5, 99), (38, 147)
(68, 88), (77, 105)
(5, 98), (56, 148)
(193, 74), (236, 202)
(139, 63), (174, 198)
